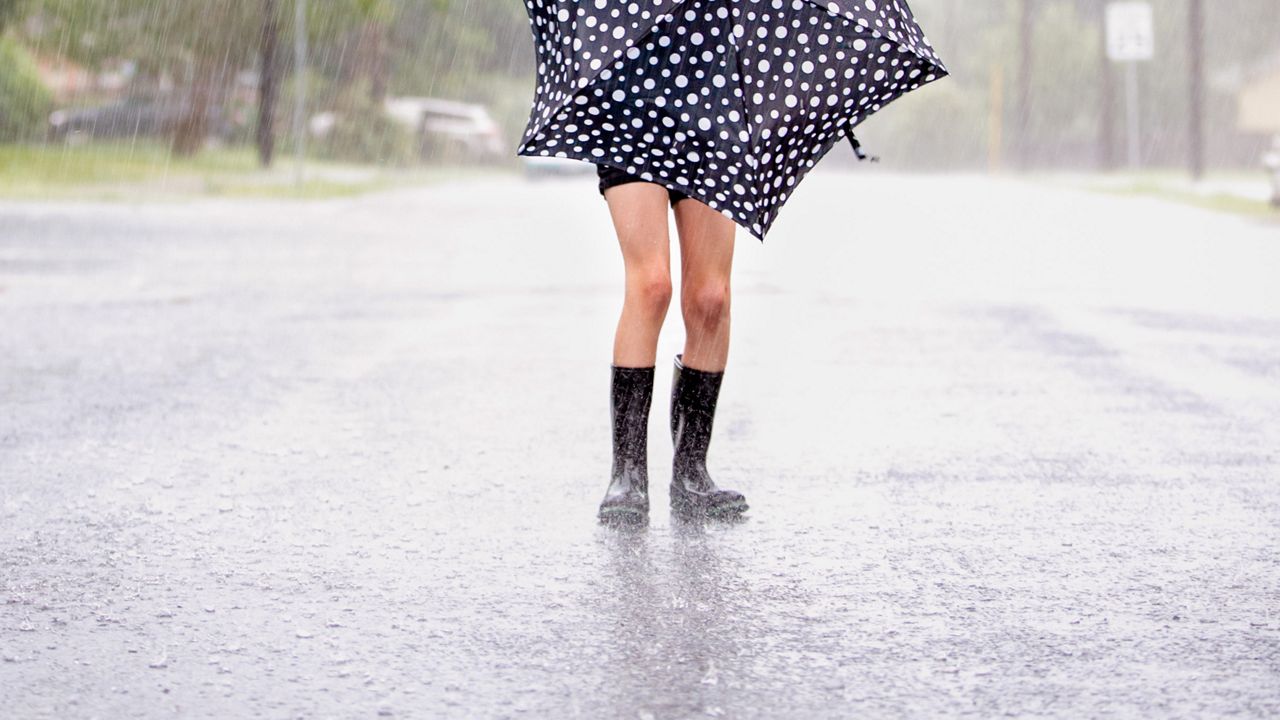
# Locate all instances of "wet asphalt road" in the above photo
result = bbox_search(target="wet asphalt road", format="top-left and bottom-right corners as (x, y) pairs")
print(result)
(1, 173), (1279, 718)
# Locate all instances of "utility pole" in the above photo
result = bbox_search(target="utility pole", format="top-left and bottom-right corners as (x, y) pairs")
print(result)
(989, 64), (1005, 173)
(1097, 0), (1116, 170)
(1014, 0), (1035, 170)
(257, 0), (281, 168)
(1187, 0), (1205, 180)
(293, 0), (308, 187)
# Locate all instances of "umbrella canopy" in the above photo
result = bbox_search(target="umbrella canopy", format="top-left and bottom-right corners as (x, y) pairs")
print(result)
(517, 0), (948, 240)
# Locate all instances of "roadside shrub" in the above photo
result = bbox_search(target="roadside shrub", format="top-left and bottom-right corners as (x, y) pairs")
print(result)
(313, 95), (418, 167)
(0, 36), (52, 142)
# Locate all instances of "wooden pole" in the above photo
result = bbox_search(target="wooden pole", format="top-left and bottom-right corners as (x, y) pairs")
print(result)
(1187, 0), (1206, 179)
(989, 64), (1005, 173)
(1098, 0), (1116, 171)
(1015, 0), (1034, 170)
(293, 0), (308, 186)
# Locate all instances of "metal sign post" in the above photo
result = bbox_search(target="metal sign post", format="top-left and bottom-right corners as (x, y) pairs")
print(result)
(1124, 59), (1141, 169)
(1106, 2), (1154, 170)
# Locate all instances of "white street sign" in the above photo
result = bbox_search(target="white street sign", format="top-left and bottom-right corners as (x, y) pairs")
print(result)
(1107, 2), (1155, 62)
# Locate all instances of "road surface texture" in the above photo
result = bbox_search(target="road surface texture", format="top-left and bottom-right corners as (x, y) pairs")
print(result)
(2, 172), (1279, 718)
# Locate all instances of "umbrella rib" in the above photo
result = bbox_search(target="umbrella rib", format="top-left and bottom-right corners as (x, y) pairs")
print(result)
(728, 31), (762, 220)
(522, 1), (696, 148)
(796, 0), (947, 72)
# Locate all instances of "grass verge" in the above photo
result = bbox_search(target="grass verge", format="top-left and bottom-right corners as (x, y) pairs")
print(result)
(0, 141), (508, 201)
(1070, 171), (1279, 221)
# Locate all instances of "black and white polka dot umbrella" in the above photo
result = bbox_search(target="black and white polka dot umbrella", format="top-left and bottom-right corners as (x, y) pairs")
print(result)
(517, 0), (947, 240)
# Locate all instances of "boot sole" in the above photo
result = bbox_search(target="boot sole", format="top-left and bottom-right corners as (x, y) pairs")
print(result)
(598, 507), (649, 525)
(670, 498), (748, 519)
(707, 500), (748, 518)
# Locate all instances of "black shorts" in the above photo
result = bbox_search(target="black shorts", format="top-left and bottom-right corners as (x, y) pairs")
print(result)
(596, 164), (689, 207)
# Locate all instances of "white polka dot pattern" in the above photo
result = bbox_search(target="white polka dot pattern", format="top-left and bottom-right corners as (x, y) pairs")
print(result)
(517, 0), (948, 240)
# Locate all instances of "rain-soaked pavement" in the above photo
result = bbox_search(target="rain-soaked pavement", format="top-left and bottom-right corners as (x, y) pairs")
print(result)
(1, 172), (1278, 718)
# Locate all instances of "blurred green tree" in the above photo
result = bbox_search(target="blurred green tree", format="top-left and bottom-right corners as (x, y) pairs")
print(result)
(0, 0), (28, 33)
(1, 0), (50, 142)
(0, 35), (52, 141)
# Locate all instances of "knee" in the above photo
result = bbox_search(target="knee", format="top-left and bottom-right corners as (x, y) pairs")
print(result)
(628, 271), (673, 317)
(683, 281), (730, 327)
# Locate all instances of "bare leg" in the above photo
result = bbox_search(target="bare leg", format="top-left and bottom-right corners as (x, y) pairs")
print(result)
(667, 199), (746, 517)
(605, 183), (673, 367)
(598, 182), (672, 524)
(673, 200), (736, 372)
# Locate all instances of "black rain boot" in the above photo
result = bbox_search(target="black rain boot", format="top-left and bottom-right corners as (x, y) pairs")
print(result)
(598, 365), (655, 524)
(669, 354), (748, 518)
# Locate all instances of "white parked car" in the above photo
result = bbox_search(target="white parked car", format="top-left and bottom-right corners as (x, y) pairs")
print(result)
(384, 97), (505, 161)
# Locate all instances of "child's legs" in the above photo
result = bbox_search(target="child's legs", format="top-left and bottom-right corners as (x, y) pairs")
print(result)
(673, 200), (736, 372)
(605, 182), (673, 368)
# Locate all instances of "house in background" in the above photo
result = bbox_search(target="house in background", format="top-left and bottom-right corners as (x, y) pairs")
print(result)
(1238, 63), (1280, 140)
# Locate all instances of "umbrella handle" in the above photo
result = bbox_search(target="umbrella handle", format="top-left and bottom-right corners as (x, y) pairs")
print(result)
(847, 132), (880, 163)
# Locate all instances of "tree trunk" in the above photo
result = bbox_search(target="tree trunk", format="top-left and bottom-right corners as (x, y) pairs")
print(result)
(258, 0), (281, 167)
(363, 18), (389, 104)
(172, 60), (218, 157)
